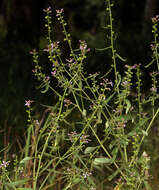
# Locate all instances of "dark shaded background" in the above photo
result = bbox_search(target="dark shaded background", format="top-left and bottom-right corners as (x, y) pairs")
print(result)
(0, 0), (158, 145)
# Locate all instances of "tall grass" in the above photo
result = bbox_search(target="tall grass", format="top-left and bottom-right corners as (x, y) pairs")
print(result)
(1, 0), (159, 189)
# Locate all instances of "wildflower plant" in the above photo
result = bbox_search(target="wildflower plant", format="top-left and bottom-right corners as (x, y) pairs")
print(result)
(27, 1), (159, 189)
(2, 0), (159, 189)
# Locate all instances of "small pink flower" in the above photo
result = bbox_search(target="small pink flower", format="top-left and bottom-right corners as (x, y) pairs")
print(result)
(34, 120), (39, 125)
(43, 42), (59, 53)
(32, 69), (37, 73)
(121, 81), (129, 87)
(150, 87), (157, 92)
(79, 40), (90, 53)
(80, 134), (91, 144)
(131, 64), (137, 69)
(150, 43), (156, 50)
(30, 49), (37, 55)
(152, 15), (159, 23)
(46, 76), (50, 81)
(51, 70), (56, 76)
(25, 100), (33, 107)
(64, 99), (72, 107)
(56, 8), (64, 16)
(66, 58), (74, 63)
(0, 161), (10, 168)
(43, 7), (52, 13)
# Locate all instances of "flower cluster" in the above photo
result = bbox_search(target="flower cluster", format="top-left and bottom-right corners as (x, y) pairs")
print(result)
(64, 99), (72, 107)
(100, 79), (113, 91)
(68, 131), (78, 142)
(82, 171), (92, 178)
(80, 134), (91, 144)
(121, 80), (130, 87)
(79, 40), (90, 54)
(150, 87), (157, 92)
(150, 71), (159, 93)
(34, 119), (39, 126)
(66, 58), (75, 68)
(125, 64), (137, 69)
(43, 42), (59, 53)
(116, 118), (127, 129)
(51, 70), (56, 77)
(150, 43), (157, 51)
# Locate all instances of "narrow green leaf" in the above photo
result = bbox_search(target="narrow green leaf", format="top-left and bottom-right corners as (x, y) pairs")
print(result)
(145, 59), (155, 68)
(72, 177), (81, 184)
(93, 157), (113, 165)
(17, 188), (33, 190)
(125, 99), (131, 114)
(144, 181), (152, 190)
(5, 179), (29, 187)
(108, 169), (120, 181)
(95, 46), (111, 51)
(105, 121), (109, 128)
(136, 118), (149, 128)
(142, 130), (148, 136)
(82, 109), (87, 117)
(104, 91), (116, 104)
(20, 157), (32, 164)
(116, 53), (127, 62)
(84, 146), (97, 154)
(41, 84), (49, 93)
(97, 110), (102, 124)
(111, 147), (118, 162)
(79, 80), (82, 89)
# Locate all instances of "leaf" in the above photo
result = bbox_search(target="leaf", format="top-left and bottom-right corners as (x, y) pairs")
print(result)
(144, 181), (152, 190)
(82, 109), (87, 117)
(95, 46), (111, 51)
(108, 169), (120, 181)
(145, 59), (155, 68)
(17, 188), (33, 190)
(5, 179), (29, 187)
(114, 185), (120, 190)
(104, 91), (116, 104)
(108, 164), (124, 181)
(72, 178), (81, 184)
(142, 130), (148, 136)
(84, 147), (97, 154)
(55, 132), (60, 146)
(136, 118), (149, 128)
(109, 140), (117, 150)
(128, 130), (136, 137)
(41, 83), (49, 93)
(20, 157), (32, 164)
(93, 157), (113, 165)
(105, 121), (109, 128)
(111, 147), (118, 162)
(116, 53), (127, 62)
(125, 99), (131, 114)
(97, 110), (102, 123)
(79, 80), (82, 89)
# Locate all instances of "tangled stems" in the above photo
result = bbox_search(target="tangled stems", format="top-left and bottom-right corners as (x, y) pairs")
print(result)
(105, 0), (118, 91)
(152, 15), (159, 70)
(24, 4), (159, 190)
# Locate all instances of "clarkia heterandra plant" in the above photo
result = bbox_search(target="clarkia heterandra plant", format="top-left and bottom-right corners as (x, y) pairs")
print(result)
(1, 1), (159, 190)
